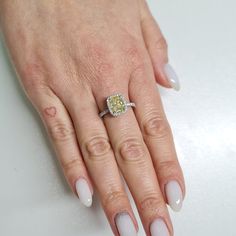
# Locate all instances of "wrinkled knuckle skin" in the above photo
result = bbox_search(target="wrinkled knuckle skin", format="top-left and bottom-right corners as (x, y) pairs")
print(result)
(85, 137), (111, 161)
(87, 51), (115, 90)
(86, 41), (107, 63)
(119, 138), (146, 163)
(158, 160), (180, 179)
(139, 195), (166, 216)
(21, 62), (48, 94)
(143, 114), (171, 139)
(120, 35), (146, 69)
(130, 63), (146, 80)
(61, 158), (84, 172)
(155, 36), (168, 50)
(86, 42), (113, 76)
(48, 121), (75, 142)
(93, 62), (116, 91)
(95, 62), (114, 78)
(125, 45), (143, 67)
(102, 191), (127, 209)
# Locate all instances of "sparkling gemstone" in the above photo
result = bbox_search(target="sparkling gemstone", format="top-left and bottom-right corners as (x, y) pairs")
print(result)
(107, 94), (127, 116)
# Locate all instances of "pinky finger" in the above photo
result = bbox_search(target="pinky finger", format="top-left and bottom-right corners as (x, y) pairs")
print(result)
(32, 87), (94, 207)
(140, 2), (180, 91)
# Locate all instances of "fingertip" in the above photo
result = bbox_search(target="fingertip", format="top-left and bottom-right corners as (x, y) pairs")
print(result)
(154, 65), (173, 89)
(75, 177), (93, 207)
(165, 180), (183, 212)
(154, 63), (181, 91)
(163, 64), (181, 91)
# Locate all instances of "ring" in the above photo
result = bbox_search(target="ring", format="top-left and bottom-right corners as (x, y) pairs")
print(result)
(99, 93), (136, 118)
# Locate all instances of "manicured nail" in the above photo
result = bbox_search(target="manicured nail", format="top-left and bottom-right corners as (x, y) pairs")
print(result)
(164, 63), (180, 91)
(75, 178), (93, 207)
(115, 212), (137, 236)
(165, 180), (183, 212)
(150, 219), (170, 236)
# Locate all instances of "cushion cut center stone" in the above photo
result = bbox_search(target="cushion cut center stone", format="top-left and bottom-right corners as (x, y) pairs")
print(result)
(107, 94), (126, 115)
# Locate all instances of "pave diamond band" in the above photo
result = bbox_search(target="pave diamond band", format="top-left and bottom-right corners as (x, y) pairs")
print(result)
(99, 93), (136, 118)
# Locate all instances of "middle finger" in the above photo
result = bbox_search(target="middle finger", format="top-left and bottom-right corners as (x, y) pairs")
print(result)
(62, 85), (138, 236)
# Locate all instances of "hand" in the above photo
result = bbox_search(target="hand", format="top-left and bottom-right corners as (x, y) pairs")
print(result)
(0, 0), (185, 235)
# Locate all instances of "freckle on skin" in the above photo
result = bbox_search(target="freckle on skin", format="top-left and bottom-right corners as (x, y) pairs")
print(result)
(44, 106), (57, 117)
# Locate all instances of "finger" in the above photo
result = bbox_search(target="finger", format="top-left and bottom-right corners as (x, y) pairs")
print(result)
(129, 59), (185, 212)
(94, 79), (173, 236)
(139, 0), (180, 91)
(63, 86), (138, 236)
(28, 85), (94, 207)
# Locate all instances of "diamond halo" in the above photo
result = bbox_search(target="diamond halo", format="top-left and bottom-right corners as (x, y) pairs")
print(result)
(98, 93), (135, 118)
(106, 93), (128, 117)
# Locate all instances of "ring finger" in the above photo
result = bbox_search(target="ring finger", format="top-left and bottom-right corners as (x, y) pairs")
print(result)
(94, 74), (173, 236)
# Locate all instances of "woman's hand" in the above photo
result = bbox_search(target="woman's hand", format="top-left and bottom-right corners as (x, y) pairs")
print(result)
(0, 0), (185, 235)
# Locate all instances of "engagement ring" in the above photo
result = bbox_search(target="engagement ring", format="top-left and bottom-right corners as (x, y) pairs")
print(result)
(99, 93), (136, 118)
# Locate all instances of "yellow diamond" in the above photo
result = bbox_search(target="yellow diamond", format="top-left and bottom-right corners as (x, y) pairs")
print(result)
(107, 94), (127, 116)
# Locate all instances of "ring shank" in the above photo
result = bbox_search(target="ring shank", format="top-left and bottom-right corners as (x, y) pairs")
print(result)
(99, 102), (135, 118)
(99, 108), (109, 118)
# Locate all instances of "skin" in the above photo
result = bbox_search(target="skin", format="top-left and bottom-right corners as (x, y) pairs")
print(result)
(0, 0), (185, 235)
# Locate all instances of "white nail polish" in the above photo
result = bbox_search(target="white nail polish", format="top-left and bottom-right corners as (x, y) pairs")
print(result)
(115, 212), (137, 236)
(165, 180), (183, 212)
(75, 178), (93, 207)
(164, 63), (180, 91)
(150, 219), (170, 236)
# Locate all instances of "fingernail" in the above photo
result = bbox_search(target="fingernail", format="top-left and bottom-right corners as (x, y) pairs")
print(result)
(164, 63), (180, 91)
(115, 212), (137, 236)
(75, 178), (93, 207)
(165, 180), (183, 212)
(150, 218), (170, 236)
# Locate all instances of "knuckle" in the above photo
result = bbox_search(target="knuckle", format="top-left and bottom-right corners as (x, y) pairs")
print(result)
(85, 43), (116, 90)
(86, 42), (113, 74)
(96, 62), (114, 77)
(61, 158), (84, 172)
(121, 35), (145, 69)
(48, 121), (75, 142)
(158, 160), (180, 177)
(21, 62), (48, 93)
(139, 194), (166, 215)
(119, 138), (146, 163)
(130, 63), (146, 78)
(22, 62), (42, 80)
(85, 136), (111, 160)
(102, 190), (127, 208)
(93, 62), (116, 91)
(143, 112), (171, 139)
(86, 41), (107, 62)
(155, 36), (168, 50)
(125, 45), (143, 66)
(129, 63), (150, 86)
